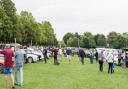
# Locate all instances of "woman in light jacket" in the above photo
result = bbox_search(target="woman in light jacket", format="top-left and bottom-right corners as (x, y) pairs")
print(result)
(106, 51), (114, 74)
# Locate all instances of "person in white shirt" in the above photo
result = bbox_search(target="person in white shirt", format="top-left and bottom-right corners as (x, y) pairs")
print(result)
(106, 51), (114, 74)
(58, 48), (63, 62)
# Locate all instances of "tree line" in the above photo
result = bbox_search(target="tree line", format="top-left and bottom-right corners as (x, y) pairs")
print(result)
(0, 0), (58, 46)
(61, 31), (128, 49)
(0, 0), (128, 48)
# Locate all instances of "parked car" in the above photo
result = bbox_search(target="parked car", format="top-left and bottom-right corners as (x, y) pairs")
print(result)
(21, 49), (39, 63)
(0, 54), (4, 73)
(34, 49), (44, 60)
(47, 49), (52, 58)
(27, 48), (44, 60)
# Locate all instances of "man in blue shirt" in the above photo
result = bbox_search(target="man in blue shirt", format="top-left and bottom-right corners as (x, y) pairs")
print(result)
(14, 46), (24, 86)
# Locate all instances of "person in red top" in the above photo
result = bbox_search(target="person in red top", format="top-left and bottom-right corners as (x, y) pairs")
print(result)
(0, 44), (15, 89)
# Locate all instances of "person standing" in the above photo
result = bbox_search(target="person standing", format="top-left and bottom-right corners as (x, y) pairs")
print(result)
(43, 48), (47, 64)
(66, 48), (72, 64)
(95, 50), (98, 63)
(98, 51), (105, 72)
(58, 48), (63, 62)
(125, 52), (128, 69)
(0, 44), (15, 89)
(118, 51), (122, 66)
(106, 51), (114, 74)
(90, 51), (94, 64)
(14, 46), (24, 86)
(79, 49), (86, 65)
(53, 48), (59, 65)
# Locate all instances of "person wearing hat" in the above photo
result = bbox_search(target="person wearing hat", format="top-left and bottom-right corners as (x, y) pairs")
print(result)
(0, 44), (15, 89)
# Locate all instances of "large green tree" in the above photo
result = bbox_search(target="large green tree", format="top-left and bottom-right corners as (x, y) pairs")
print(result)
(17, 11), (37, 45)
(113, 35), (125, 49)
(67, 37), (78, 47)
(0, 0), (58, 45)
(59, 40), (66, 47)
(107, 32), (119, 48)
(1, 0), (18, 42)
(63, 32), (74, 45)
(94, 34), (106, 47)
(0, 6), (12, 42)
(82, 32), (96, 48)
(122, 32), (128, 48)
(41, 21), (58, 45)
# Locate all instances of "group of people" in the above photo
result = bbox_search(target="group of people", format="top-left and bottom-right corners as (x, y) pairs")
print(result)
(77, 48), (115, 73)
(0, 44), (24, 89)
(42, 47), (72, 65)
(1, 45), (128, 89)
(63, 48), (128, 74)
(118, 51), (128, 67)
(42, 47), (128, 74)
(95, 49), (128, 74)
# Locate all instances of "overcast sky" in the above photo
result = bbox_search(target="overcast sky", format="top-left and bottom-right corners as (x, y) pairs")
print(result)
(13, 0), (128, 40)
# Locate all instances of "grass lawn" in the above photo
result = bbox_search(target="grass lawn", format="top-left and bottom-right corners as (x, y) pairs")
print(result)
(0, 55), (128, 89)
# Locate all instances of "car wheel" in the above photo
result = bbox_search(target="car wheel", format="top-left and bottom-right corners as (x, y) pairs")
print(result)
(24, 59), (28, 64)
(28, 57), (34, 63)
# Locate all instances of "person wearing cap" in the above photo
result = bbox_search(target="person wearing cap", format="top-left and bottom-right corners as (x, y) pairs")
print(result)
(0, 44), (15, 89)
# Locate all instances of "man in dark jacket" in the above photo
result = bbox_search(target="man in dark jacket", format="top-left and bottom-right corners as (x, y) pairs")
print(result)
(95, 50), (98, 62)
(125, 52), (128, 68)
(118, 51), (122, 66)
(79, 49), (86, 64)
(43, 48), (47, 64)
(53, 48), (59, 65)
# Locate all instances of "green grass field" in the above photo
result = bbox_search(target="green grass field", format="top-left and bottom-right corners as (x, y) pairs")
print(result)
(0, 55), (128, 89)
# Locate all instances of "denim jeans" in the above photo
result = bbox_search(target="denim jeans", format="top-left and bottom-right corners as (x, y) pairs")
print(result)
(90, 57), (93, 64)
(108, 63), (113, 74)
(14, 65), (23, 85)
